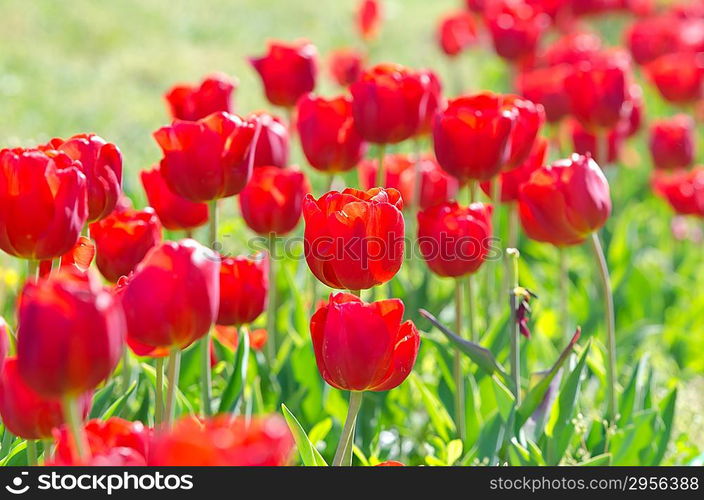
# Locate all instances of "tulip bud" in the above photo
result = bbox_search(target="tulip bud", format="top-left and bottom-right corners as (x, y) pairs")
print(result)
(247, 112), (289, 169)
(648, 115), (695, 171)
(486, 0), (549, 64)
(480, 138), (548, 203)
(356, 0), (382, 41)
(328, 48), (365, 87)
(542, 31), (602, 67)
(569, 119), (625, 165)
(164, 73), (237, 121)
(652, 167), (704, 217)
(517, 65), (571, 123)
(646, 51), (704, 104)
(217, 253), (268, 327)
(625, 16), (681, 65)
(140, 165), (209, 231)
(504, 95), (545, 169)
(437, 11), (477, 57)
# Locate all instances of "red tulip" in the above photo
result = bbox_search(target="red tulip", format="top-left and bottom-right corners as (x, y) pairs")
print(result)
(569, 119), (625, 165)
(625, 16), (681, 65)
(542, 31), (602, 67)
(417, 201), (493, 278)
(358, 153), (459, 210)
(480, 138), (548, 202)
(466, 0), (485, 13)
(296, 94), (367, 173)
(310, 293), (420, 391)
(214, 326), (268, 352)
(239, 166), (310, 236)
(517, 65), (571, 123)
(120, 239), (219, 351)
(504, 95), (545, 169)
(433, 93), (516, 182)
(519, 153), (612, 246)
(0, 357), (91, 440)
(149, 415), (293, 466)
(249, 40), (318, 108)
(376, 460), (405, 466)
(356, 0), (381, 41)
(486, 0), (549, 64)
(649, 115), (695, 171)
(140, 165), (209, 231)
(303, 188), (404, 290)
(153, 112), (256, 202)
(623, 83), (643, 137)
(646, 51), (704, 104)
(38, 236), (95, 277)
(437, 11), (477, 57)
(217, 253), (268, 327)
(17, 268), (125, 397)
(89, 207), (163, 283)
(652, 167), (704, 217)
(164, 73), (237, 121)
(328, 48), (365, 87)
(247, 111), (289, 169)
(0, 148), (88, 260)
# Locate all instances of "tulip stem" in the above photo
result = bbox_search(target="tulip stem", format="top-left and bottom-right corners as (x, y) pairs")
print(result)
(165, 349), (181, 427)
(375, 144), (386, 188)
(332, 391), (363, 466)
(507, 248), (521, 405)
(61, 396), (87, 461)
(465, 275), (476, 342)
(201, 199), (219, 417)
(155, 357), (164, 426)
(26, 259), (39, 281)
(454, 279), (465, 441)
(507, 203), (519, 249)
(266, 233), (277, 365)
(589, 232), (617, 422)
(26, 440), (37, 466)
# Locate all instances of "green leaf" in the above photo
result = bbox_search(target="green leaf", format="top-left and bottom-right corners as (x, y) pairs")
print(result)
(446, 439), (463, 465)
(409, 372), (455, 441)
(281, 403), (328, 466)
(464, 373), (481, 449)
(308, 418), (333, 446)
(218, 327), (250, 414)
(492, 375), (515, 423)
(611, 409), (657, 465)
(618, 354), (649, 426)
(651, 387), (677, 466)
(101, 380), (137, 419)
(475, 412), (505, 464)
(576, 453), (612, 466)
(88, 381), (116, 419)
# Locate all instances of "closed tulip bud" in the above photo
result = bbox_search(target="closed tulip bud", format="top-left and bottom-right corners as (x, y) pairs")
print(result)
(417, 201), (493, 278)
(625, 16), (681, 65)
(504, 95), (545, 169)
(38, 236), (95, 277)
(646, 51), (704, 104)
(623, 84), (643, 137)
(89, 207), (163, 283)
(517, 65), (571, 123)
(249, 40), (318, 108)
(0, 148), (88, 260)
(328, 48), (365, 87)
(120, 239), (220, 351)
(486, 0), (549, 64)
(310, 293), (420, 391)
(149, 415), (293, 466)
(303, 188), (404, 290)
(239, 166), (310, 236)
(519, 153), (612, 246)
(164, 73), (237, 121)
(0, 358), (91, 439)
(649, 115), (695, 171)
(140, 165), (209, 231)
(437, 11), (477, 57)
(247, 112), (289, 169)
(153, 112), (256, 202)
(296, 94), (367, 173)
(652, 167), (704, 217)
(542, 31), (602, 67)
(433, 93), (516, 183)
(356, 0), (382, 41)
(569, 119), (625, 165)
(17, 268), (125, 397)
(480, 138), (548, 203)
(217, 253), (268, 327)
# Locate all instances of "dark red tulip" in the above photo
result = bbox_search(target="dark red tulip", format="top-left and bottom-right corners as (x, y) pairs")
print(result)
(652, 167), (704, 217)
(569, 119), (625, 165)
(358, 153), (459, 210)
(120, 239), (219, 351)
(486, 0), (549, 64)
(164, 73), (237, 121)
(153, 112), (256, 202)
(328, 48), (365, 87)
(480, 138), (548, 202)
(247, 111), (289, 169)
(17, 268), (125, 397)
(0, 357), (91, 440)
(140, 165), (209, 231)
(519, 154), (612, 246)
(542, 31), (602, 67)
(646, 52), (704, 104)
(437, 11), (477, 57)
(89, 207), (163, 283)
(433, 93), (516, 182)
(303, 188), (404, 290)
(356, 0), (381, 41)
(310, 293), (420, 391)
(149, 415), (293, 466)
(38, 236), (95, 277)
(466, 0), (485, 13)
(649, 115), (695, 171)
(296, 93), (367, 173)
(0, 148), (88, 260)
(217, 253), (268, 327)
(517, 65), (571, 123)
(504, 95), (545, 169)
(625, 16), (681, 65)
(249, 40), (318, 108)
(239, 166), (310, 236)
(623, 83), (643, 137)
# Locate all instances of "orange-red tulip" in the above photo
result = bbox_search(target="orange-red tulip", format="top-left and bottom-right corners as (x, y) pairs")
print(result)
(328, 48), (365, 87)
(486, 0), (549, 64)
(648, 114), (695, 171)
(646, 51), (704, 104)
(38, 236), (95, 277)
(356, 0), (382, 41)
(217, 254), (268, 327)
(165, 73), (237, 121)
(480, 138), (548, 203)
(517, 65), (572, 123)
(652, 167), (704, 217)
(437, 11), (477, 57)
(140, 165), (209, 231)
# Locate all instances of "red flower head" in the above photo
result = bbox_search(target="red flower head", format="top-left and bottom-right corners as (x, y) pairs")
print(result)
(239, 166), (310, 236)
(646, 51), (704, 104)
(140, 165), (209, 231)
(542, 31), (602, 67)
(38, 236), (95, 277)
(120, 239), (220, 351)
(356, 0), (382, 41)
(42, 134), (122, 223)
(217, 253), (268, 327)
(249, 40), (318, 108)
(328, 48), (365, 87)
(417, 201), (493, 278)
(519, 153), (612, 246)
(303, 188), (404, 291)
(149, 415), (293, 466)
(214, 326), (268, 352)
(350, 64), (443, 144)
(246, 111), (289, 169)
(437, 11), (478, 57)
(89, 207), (163, 283)
(569, 119), (625, 165)
(296, 94), (368, 173)
(0, 148), (88, 260)
(623, 83), (643, 137)
(486, 0), (549, 64)
(503, 95), (545, 169)
(652, 167), (704, 217)
(358, 153), (459, 210)
(517, 65), (571, 123)
(625, 16), (681, 65)
(433, 92), (516, 183)
(310, 293), (420, 391)
(481, 138), (548, 202)
(164, 73), (237, 121)
(466, 0), (485, 13)
(17, 268), (125, 397)
(649, 114), (695, 171)
(153, 112), (256, 202)
(376, 460), (405, 466)
(0, 357), (91, 440)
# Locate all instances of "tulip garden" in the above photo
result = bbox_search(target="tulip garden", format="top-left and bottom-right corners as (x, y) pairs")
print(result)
(0, 0), (702, 467)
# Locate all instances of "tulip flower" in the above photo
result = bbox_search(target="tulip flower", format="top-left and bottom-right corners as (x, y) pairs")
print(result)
(89, 207), (163, 283)
(376, 460), (405, 466)
(485, 0), (549, 64)
(542, 31), (602, 67)
(153, 112), (256, 202)
(623, 83), (643, 138)
(164, 73), (237, 121)
(648, 115), (695, 171)
(466, 0), (484, 13)
(437, 11), (477, 57)
(480, 138), (548, 203)
(246, 111), (289, 169)
(149, 415), (293, 466)
(303, 188), (404, 291)
(328, 48), (365, 87)
(239, 166), (310, 236)
(217, 254), (268, 327)
(646, 52), (704, 104)
(249, 40), (318, 108)
(569, 119), (625, 165)
(140, 165), (209, 231)
(0, 148), (88, 261)
(296, 94), (367, 173)
(433, 93), (516, 182)
(517, 65), (571, 123)
(356, 0), (381, 41)
(504, 95), (545, 169)
(625, 16), (681, 65)
(214, 326), (268, 352)
(39, 236), (95, 277)
(652, 167), (704, 217)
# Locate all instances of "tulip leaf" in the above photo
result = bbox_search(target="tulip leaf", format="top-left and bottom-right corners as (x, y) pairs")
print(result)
(89, 380), (116, 419)
(618, 354), (649, 426)
(218, 327), (250, 414)
(409, 372), (455, 441)
(281, 403), (328, 466)
(101, 380), (137, 419)
(576, 453), (612, 466)
(492, 375), (515, 423)
(651, 387), (677, 466)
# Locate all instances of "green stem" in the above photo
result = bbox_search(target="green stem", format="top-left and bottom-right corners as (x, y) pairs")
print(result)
(507, 248), (521, 405)
(155, 357), (164, 426)
(266, 233), (277, 364)
(454, 279), (465, 441)
(349, 289), (361, 298)
(375, 144), (386, 188)
(26, 440), (37, 466)
(200, 199), (219, 417)
(589, 232), (617, 421)
(121, 348), (131, 393)
(61, 396), (87, 461)
(465, 275), (476, 342)
(558, 248), (569, 341)
(26, 260), (39, 280)
(507, 203), (519, 250)
(164, 349), (181, 427)
(332, 391), (364, 466)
